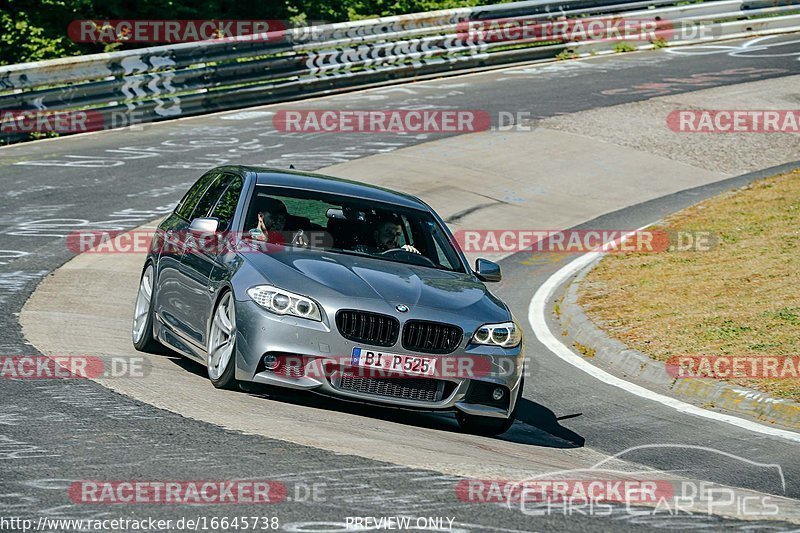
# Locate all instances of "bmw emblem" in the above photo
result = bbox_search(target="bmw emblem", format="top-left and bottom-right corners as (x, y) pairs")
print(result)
(396, 304), (409, 313)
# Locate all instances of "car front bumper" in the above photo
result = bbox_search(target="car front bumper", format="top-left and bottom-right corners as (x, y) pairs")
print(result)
(234, 300), (525, 419)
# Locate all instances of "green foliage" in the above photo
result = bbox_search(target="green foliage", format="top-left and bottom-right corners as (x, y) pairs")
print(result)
(1, 3), (81, 65)
(291, 0), (486, 21)
(762, 307), (800, 326)
(613, 41), (637, 53)
(651, 37), (668, 49)
(555, 49), (579, 60)
(0, 0), (500, 66)
(2, 0), (293, 65)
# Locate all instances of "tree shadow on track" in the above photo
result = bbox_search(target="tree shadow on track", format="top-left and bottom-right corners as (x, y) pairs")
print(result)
(164, 355), (585, 448)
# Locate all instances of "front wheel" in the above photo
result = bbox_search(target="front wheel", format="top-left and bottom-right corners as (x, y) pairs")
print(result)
(132, 263), (162, 353)
(207, 291), (238, 389)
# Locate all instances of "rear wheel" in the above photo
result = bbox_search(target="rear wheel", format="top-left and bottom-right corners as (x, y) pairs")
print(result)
(457, 376), (524, 436)
(207, 291), (238, 389)
(132, 264), (162, 353)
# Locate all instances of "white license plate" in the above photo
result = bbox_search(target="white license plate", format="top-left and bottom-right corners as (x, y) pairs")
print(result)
(351, 347), (436, 377)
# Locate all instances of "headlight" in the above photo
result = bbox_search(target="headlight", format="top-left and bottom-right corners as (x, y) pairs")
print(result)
(246, 285), (322, 321)
(471, 321), (522, 348)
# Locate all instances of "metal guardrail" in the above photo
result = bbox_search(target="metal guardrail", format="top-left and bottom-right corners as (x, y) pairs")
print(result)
(1, 0), (799, 144)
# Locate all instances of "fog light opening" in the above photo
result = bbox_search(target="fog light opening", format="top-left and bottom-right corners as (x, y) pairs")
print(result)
(262, 354), (280, 371)
(492, 387), (505, 401)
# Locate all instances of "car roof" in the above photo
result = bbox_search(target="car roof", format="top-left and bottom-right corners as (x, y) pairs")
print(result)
(217, 165), (429, 211)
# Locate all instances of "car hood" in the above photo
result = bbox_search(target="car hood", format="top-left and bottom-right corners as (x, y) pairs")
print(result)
(240, 249), (509, 320)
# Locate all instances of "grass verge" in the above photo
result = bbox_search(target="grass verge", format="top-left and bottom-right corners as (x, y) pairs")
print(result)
(579, 170), (800, 401)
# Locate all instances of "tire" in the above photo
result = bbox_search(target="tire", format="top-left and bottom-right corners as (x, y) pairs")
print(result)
(132, 263), (163, 353)
(456, 376), (524, 436)
(207, 291), (238, 389)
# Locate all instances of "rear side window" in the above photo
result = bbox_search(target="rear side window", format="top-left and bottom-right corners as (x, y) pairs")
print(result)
(175, 171), (219, 220)
(190, 174), (232, 221)
(211, 175), (244, 231)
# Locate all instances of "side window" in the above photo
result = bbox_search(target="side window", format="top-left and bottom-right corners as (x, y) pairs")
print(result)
(176, 171), (219, 220)
(211, 175), (243, 231)
(190, 173), (232, 221)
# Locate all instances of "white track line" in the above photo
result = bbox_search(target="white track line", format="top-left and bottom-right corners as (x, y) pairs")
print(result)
(527, 228), (800, 444)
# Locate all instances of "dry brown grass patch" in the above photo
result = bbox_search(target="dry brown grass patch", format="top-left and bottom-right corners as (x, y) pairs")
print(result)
(579, 170), (800, 401)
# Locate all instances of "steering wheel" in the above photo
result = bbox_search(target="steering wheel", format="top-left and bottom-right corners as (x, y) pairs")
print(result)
(379, 248), (436, 267)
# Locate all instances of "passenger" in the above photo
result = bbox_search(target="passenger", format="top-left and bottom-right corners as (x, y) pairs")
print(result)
(250, 197), (308, 246)
(253, 197), (287, 235)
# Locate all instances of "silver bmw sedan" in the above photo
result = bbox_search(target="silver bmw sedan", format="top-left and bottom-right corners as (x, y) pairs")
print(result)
(132, 166), (525, 435)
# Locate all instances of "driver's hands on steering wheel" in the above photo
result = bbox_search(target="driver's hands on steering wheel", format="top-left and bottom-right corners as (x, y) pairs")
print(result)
(378, 245), (435, 267)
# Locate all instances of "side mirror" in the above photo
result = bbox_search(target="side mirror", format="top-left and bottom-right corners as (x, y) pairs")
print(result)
(475, 258), (501, 282)
(189, 217), (219, 235)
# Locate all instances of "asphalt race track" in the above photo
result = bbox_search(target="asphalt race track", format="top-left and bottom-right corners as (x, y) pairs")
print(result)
(2, 34), (800, 532)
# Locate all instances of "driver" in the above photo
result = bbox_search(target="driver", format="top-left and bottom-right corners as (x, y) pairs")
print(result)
(355, 217), (420, 255)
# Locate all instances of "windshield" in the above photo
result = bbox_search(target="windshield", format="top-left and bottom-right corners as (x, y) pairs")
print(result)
(244, 185), (465, 273)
